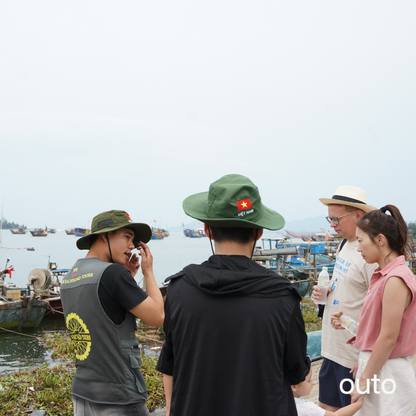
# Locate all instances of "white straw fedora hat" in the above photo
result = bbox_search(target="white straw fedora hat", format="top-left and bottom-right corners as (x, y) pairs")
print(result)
(319, 186), (377, 213)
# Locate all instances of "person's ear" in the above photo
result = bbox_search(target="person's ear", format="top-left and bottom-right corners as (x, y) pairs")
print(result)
(377, 234), (386, 247)
(254, 228), (264, 241)
(355, 209), (364, 221)
(204, 224), (213, 240)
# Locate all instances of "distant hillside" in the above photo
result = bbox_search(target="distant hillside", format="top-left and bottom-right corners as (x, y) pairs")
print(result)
(1, 218), (26, 229)
(282, 215), (330, 233)
(169, 222), (205, 232)
(169, 216), (331, 234)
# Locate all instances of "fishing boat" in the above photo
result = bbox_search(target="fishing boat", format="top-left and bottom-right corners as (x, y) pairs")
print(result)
(74, 228), (91, 237)
(182, 227), (207, 238)
(28, 265), (68, 318)
(260, 238), (335, 277)
(188, 230), (202, 238)
(252, 244), (333, 298)
(0, 261), (48, 330)
(306, 330), (322, 361)
(183, 228), (192, 237)
(30, 228), (47, 237)
(10, 228), (27, 234)
(151, 228), (165, 240)
(46, 227), (56, 234)
(65, 228), (75, 235)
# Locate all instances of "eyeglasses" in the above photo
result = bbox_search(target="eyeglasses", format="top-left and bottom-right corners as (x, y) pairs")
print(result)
(325, 211), (354, 225)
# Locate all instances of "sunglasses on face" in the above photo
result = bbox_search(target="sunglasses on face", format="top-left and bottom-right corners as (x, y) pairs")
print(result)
(325, 210), (354, 225)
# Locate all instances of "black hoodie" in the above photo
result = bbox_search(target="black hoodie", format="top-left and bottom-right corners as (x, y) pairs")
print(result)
(157, 255), (310, 416)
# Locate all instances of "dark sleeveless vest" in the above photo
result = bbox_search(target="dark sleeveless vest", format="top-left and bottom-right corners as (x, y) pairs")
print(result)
(60, 257), (147, 404)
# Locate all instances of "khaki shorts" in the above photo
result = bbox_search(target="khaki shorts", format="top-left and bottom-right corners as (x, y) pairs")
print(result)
(72, 396), (151, 416)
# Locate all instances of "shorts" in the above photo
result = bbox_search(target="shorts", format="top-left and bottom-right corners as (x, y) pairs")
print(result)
(355, 351), (416, 416)
(72, 396), (151, 416)
(318, 358), (354, 408)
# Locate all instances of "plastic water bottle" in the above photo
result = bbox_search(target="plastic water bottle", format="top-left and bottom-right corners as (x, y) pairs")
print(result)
(339, 314), (359, 336)
(316, 267), (330, 305)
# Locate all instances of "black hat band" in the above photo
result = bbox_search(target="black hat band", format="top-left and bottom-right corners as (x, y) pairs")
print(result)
(332, 195), (366, 205)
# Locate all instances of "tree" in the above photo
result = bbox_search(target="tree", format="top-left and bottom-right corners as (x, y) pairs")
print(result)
(1, 219), (26, 229)
(408, 221), (416, 240)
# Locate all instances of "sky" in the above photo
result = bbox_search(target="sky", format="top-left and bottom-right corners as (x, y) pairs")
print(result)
(1, 1), (415, 230)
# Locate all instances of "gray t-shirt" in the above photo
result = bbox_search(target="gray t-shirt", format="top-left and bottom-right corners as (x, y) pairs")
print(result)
(321, 240), (377, 368)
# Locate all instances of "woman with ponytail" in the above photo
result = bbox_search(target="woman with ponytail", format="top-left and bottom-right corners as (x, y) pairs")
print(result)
(331, 205), (416, 415)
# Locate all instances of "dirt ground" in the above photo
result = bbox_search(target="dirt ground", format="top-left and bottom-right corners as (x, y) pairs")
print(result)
(304, 355), (416, 415)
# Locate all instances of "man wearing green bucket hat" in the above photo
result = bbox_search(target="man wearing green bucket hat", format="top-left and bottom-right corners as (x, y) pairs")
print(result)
(61, 210), (164, 416)
(156, 174), (310, 416)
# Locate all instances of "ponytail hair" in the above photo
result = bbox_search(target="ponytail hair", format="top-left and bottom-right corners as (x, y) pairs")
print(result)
(357, 204), (413, 260)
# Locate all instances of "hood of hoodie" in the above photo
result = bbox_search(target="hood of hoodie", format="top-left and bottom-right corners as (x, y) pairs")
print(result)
(166, 255), (301, 299)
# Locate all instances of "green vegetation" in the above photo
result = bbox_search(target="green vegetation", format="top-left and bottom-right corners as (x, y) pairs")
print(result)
(0, 303), (318, 415)
(0, 363), (74, 415)
(0, 331), (165, 415)
(301, 297), (322, 332)
(408, 221), (416, 240)
(1, 218), (26, 229)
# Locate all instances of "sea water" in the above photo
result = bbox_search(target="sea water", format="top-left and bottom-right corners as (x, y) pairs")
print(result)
(0, 230), (213, 287)
(0, 230), (214, 372)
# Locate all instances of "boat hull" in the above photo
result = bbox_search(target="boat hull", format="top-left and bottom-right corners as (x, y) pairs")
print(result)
(43, 296), (63, 318)
(30, 230), (47, 237)
(0, 299), (49, 330)
(306, 330), (322, 361)
(10, 229), (26, 234)
(74, 228), (91, 237)
(291, 279), (310, 297)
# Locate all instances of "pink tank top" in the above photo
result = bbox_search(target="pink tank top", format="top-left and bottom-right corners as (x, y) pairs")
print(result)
(355, 255), (416, 358)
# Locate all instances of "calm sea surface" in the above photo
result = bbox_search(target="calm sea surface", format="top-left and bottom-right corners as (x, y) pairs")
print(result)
(0, 230), (215, 373)
(0, 230), (213, 287)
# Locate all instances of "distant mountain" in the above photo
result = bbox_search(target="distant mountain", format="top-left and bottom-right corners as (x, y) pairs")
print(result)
(281, 215), (331, 234)
(168, 222), (205, 232)
(169, 216), (331, 234)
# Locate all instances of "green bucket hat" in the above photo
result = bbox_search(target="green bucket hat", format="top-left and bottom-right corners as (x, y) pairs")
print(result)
(76, 210), (152, 250)
(182, 174), (285, 230)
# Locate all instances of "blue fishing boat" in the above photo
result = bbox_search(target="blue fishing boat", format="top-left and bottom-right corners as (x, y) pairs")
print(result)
(151, 228), (165, 240)
(306, 330), (322, 361)
(74, 228), (91, 237)
(183, 228), (207, 238)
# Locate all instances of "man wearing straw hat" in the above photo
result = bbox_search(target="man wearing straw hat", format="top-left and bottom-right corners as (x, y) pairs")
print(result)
(61, 210), (164, 416)
(156, 174), (310, 416)
(313, 187), (378, 412)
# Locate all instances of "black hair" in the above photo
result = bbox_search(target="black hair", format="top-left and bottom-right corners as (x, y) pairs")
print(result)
(357, 204), (413, 260)
(209, 226), (259, 244)
(89, 233), (100, 246)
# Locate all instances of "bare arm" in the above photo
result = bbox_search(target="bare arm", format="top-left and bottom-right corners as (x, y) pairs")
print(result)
(163, 374), (173, 416)
(351, 276), (411, 402)
(129, 242), (164, 326)
(322, 397), (363, 415)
